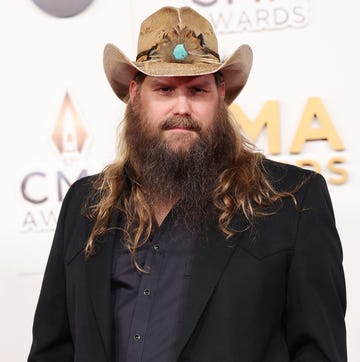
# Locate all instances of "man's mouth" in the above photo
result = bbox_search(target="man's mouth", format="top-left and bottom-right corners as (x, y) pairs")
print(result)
(166, 127), (192, 132)
(161, 117), (201, 132)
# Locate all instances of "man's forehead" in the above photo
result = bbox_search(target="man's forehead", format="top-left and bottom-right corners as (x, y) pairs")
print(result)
(145, 74), (217, 86)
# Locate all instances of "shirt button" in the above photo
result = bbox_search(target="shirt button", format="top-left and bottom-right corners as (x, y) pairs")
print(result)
(144, 288), (151, 296)
(153, 244), (160, 252)
(134, 334), (141, 341)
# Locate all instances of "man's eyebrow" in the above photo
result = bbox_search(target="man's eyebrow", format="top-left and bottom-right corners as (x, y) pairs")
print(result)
(186, 78), (215, 88)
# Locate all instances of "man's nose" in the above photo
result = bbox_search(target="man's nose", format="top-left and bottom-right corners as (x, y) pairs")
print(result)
(173, 95), (191, 116)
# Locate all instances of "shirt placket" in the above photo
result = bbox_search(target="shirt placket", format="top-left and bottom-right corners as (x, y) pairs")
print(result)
(125, 238), (164, 361)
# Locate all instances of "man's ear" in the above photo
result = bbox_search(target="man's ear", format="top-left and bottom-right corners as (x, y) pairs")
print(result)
(219, 82), (225, 100)
(129, 80), (138, 103)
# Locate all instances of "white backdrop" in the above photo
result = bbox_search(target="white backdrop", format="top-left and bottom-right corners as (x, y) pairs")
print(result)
(1, 0), (359, 360)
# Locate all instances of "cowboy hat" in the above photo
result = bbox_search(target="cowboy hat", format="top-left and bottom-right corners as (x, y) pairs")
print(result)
(103, 6), (252, 104)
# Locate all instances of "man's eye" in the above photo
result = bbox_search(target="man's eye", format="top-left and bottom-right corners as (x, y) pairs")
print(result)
(159, 87), (171, 93)
(192, 87), (205, 94)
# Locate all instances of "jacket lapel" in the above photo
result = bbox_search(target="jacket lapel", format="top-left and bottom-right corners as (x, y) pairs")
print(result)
(85, 208), (122, 362)
(176, 215), (246, 356)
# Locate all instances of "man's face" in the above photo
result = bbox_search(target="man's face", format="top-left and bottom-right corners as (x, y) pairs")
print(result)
(129, 74), (225, 153)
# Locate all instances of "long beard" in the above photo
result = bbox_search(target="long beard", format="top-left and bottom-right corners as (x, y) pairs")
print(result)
(124, 99), (238, 229)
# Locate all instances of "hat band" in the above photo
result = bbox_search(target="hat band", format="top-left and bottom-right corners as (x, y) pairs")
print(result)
(136, 47), (220, 62)
(136, 30), (220, 64)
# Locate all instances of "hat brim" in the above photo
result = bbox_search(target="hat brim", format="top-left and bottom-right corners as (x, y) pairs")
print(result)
(103, 43), (252, 104)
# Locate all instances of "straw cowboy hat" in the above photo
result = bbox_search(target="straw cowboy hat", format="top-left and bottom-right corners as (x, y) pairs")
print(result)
(103, 6), (252, 104)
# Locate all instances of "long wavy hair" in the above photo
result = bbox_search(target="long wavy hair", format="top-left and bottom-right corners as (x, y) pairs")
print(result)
(84, 74), (295, 267)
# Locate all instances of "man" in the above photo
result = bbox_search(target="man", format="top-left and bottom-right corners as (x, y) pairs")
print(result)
(28, 6), (346, 362)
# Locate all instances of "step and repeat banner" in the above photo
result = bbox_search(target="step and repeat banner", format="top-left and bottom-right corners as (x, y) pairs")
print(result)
(1, 0), (359, 360)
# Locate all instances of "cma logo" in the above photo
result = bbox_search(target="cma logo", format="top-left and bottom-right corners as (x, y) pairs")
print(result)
(51, 92), (90, 159)
(20, 92), (91, 205)
(31, 0), (94, 18)
(21, 169), (87, 204)
(20, 91), (92, 231)
(20, 169), (88, 232)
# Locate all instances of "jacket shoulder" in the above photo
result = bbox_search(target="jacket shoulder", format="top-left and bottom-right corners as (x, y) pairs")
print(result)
(56, 175), (99, 258)
(67, 174), (98, 198)
(261, 158), (316, 192)
(60, 174), (99, 213)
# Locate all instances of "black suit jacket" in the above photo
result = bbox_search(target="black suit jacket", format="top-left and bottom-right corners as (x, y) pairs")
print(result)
(28, 160), (347, 361)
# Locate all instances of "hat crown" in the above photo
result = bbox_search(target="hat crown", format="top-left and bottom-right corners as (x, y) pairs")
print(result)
(136, 7), (219, 63)
(103, 6), (252, 104)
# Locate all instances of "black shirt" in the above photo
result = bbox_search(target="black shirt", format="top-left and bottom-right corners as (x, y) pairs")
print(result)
(111, 208), (196, 362)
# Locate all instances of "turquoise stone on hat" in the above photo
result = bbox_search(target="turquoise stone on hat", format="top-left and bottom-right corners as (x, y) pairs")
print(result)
(173, 44), (188, 61)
